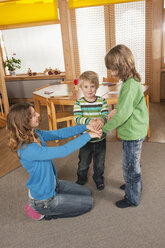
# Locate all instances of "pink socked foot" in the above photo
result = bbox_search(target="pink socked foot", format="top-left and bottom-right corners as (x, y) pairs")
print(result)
(24, 203), (44, 220)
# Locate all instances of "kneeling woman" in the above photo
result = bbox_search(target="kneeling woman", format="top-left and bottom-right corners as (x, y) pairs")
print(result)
(7, 103), (102, 220)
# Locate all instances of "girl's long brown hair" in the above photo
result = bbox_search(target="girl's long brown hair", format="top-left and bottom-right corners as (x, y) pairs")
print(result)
(7, 102), (39, 152)
(105, 44), (141, 82)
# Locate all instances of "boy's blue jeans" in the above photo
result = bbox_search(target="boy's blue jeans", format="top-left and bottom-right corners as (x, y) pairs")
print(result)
(77, 139), (106, 183)
(122, 138), (145, 206)
(29, 180), (93, 218)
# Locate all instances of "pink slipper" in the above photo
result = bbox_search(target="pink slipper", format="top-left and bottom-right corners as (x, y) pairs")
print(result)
(24, 203), (45, 220)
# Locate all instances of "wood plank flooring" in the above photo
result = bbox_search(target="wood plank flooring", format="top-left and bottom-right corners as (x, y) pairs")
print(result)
(0, 101), (165, 177)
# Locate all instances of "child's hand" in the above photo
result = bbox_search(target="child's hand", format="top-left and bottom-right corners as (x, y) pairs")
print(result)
(88, 119), (104, 131)
(88, 119), (97, 128)
(94, 118), (105, 130)
(108, 109), (117, 121)
(88, 130), (103, 139)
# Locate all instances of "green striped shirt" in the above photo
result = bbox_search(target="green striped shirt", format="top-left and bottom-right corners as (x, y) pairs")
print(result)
(73, 96), (108, 142)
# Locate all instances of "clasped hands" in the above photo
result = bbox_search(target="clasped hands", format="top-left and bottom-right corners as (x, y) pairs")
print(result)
(86, 118), (104, 139)
(86, 109), (117, 139)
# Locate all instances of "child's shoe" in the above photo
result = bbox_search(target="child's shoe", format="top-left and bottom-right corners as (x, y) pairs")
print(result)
(96, 182), (104, 190)
(93, 176), (104, 190)
(120, 184), (125, 190)
(24, 203), (45, 220)
(76, 176), (88, 185)
(44, 215), (58, 221)
(115, 199), (133, 208)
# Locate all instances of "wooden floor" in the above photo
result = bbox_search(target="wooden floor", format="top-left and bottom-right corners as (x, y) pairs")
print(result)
(0, 101), (165, 177)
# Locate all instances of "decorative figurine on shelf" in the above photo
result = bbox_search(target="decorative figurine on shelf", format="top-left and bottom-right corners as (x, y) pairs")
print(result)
(44, 68), (53, 75)
(27, 68), (37, 76)
(27, 68), (32, 76)
(44, 67), (61, 75)
(54, 68), (61, 75)
(4, 54), (21, 76)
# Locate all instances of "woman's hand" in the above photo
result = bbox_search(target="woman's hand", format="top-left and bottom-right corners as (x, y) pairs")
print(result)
(86, 123), (103, 139)
(86, 124), (103, 138)
(107, 109), (117, 121)
(88, 130), (103, 139)
(87, 123), (98, 132)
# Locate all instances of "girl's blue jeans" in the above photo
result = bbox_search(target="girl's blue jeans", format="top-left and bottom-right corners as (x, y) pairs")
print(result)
(122, 138), (145, 206)
(29, 180), (93, 218)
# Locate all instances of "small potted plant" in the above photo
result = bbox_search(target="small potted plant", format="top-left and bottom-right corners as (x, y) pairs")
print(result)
(4, 55), (21, 76)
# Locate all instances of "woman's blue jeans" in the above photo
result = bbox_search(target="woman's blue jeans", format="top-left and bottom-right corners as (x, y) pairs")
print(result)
(29, 180), (93, 218)
(122, 138), (145, 206)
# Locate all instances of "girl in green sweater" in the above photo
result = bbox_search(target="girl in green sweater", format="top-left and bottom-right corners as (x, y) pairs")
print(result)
(102, 44), (149, 208)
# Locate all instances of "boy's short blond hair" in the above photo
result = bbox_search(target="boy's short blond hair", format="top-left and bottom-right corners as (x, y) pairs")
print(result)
(79, 71), (99, 89)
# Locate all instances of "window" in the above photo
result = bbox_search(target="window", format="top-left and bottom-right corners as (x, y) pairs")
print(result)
(75, 1), (145, 82)
(2, 24), (65, 75)
(75, 6), (106, 82)
(115, 1), (145, 82)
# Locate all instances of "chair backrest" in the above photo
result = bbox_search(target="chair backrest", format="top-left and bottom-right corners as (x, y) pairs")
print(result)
(48, 99), (74, 130)
(33, 85), (49, 107)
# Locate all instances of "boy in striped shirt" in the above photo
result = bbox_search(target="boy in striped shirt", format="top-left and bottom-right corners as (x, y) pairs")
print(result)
(73, 71), (108, 190)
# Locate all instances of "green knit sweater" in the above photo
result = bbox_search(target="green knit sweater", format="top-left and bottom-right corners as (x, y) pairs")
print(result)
(102, 77), (149, 140)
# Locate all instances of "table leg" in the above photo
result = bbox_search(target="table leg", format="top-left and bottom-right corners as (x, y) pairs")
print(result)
(50, 101), (58, 130)
(33, 95), (41, 121)
(46, 99), (53, 130)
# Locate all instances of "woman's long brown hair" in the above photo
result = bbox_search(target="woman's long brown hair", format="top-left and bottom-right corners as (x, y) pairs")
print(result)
(7, 102), (39, 152)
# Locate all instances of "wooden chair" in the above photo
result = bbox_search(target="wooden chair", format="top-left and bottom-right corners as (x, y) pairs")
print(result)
(59, 81), (74, 111)
(33, 85), (49, 121)
(47, 98), (75, 131)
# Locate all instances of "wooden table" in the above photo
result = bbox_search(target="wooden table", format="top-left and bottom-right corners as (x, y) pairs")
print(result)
(33, 84), (75, 130)
(33, 83), (150, 137)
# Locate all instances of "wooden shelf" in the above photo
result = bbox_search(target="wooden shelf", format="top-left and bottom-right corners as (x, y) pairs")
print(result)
(5, 72), (65, 82)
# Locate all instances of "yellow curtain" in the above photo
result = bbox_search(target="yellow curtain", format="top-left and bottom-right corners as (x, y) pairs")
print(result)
(0, 0), (58, 29)
(69, 0), (144, 9)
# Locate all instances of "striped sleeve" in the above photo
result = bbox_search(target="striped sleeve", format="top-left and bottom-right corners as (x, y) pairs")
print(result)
(101, 98), (109, 123)
(73, 100), (91, 125)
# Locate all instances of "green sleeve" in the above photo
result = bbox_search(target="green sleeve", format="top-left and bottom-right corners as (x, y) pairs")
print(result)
(102, 83), (134, 133)
(101, 99), (109, 123)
